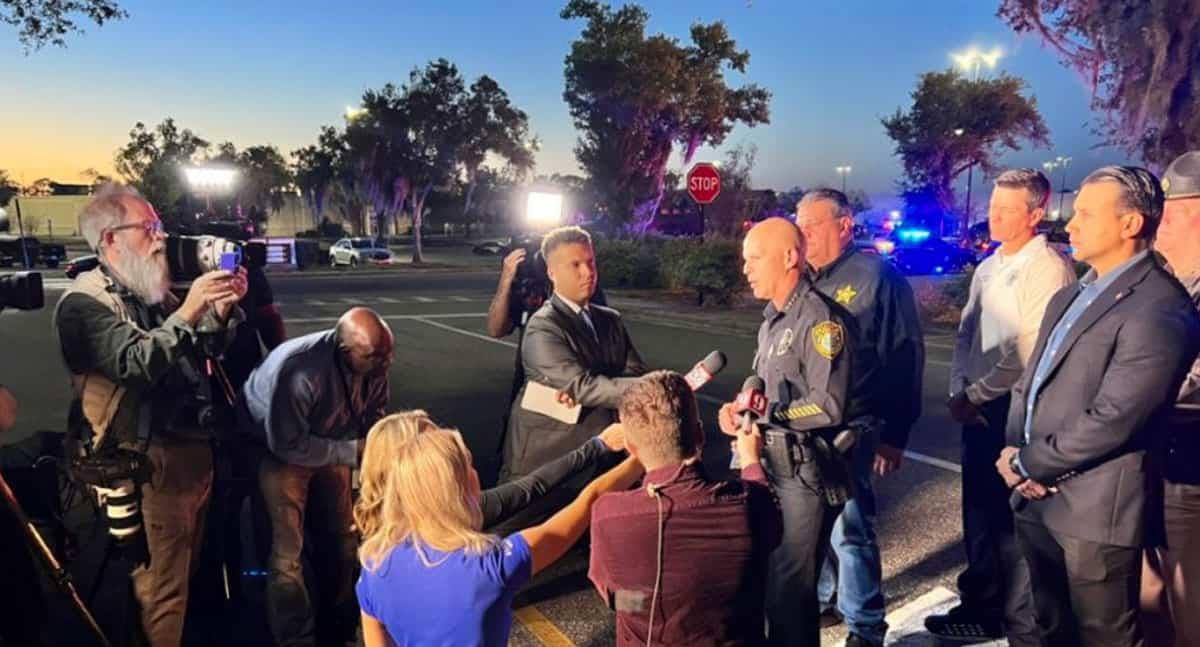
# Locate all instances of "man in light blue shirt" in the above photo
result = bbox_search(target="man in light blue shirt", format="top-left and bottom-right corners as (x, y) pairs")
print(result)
(241, 307), (393, 646)
(997, 166), (1200, 645)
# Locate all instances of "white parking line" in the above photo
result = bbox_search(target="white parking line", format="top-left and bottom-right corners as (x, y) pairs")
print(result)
(406, 317), (964, 476)
(450, 296), (473, 302)
(413, 296), (436, 303)
(378, 297), (402, 304)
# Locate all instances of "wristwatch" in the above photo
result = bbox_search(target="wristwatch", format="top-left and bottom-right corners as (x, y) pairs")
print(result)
(1009, 451), (1027, 484)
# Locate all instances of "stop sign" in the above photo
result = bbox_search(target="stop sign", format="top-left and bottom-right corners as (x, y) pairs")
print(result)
(687, 163), (721, 205)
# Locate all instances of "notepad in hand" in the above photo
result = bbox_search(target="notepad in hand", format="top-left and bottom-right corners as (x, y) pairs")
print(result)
(521, 381), (582, 424)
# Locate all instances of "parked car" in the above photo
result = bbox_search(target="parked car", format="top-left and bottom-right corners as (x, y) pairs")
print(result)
(472, 239), (508, 256)
(40, 241), (66, 268)
(328, 238), (394, 267)
(889, 232), (978, 275)
(0, 236), (44, 268)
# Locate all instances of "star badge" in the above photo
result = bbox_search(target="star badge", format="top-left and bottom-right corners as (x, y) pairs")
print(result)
(834, 284), (858, 305)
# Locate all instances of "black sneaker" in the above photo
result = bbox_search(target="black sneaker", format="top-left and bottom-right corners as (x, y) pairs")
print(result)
(924, 607), (1004, 641)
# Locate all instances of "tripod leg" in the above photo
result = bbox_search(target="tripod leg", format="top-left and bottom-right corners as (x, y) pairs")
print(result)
(0, 472), (111, 647)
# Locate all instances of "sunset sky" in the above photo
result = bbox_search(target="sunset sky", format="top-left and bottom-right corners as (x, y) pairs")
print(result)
(1, 0), (1133, 202)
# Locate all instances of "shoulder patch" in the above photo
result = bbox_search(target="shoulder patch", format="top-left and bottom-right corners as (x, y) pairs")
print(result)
(834, 284), (858, 305)
(811, 321), (845, 360)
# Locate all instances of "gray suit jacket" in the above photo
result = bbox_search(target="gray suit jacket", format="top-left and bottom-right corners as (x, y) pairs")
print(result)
(1006, 254), (1200, 547)
(501, 295), (646, 479)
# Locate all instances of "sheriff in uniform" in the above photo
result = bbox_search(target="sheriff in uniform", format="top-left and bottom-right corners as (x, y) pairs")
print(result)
(722, 218), (856, 647)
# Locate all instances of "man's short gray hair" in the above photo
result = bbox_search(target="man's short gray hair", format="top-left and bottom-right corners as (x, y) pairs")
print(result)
(797, 188), (854, 220)
(540, 225), (592, 259)
(1080, 165), (1165, 240)
(994, 168), (1051, 212)
(79, 183), (144, 252)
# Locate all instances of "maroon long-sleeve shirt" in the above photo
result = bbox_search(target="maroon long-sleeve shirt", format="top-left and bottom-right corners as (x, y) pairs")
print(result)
(588, 461), (782, 646)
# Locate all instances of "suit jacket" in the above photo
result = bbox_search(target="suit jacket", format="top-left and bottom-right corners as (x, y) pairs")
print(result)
(502, 295), (647, 479)
(1006, 254), (1200, 547)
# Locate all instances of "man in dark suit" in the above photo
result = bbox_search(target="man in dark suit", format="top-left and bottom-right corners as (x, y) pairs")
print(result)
(501, 225), (647, 483)
(997, 165), (1200, 646)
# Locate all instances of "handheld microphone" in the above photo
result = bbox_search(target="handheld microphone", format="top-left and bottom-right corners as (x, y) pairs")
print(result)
(734, 376), (767, 430)
(730, 376), (767, 469)
(683, 351), (727, 392)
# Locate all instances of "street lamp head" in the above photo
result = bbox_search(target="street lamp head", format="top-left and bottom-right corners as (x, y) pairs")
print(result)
(954, 128), (965, 137)
(981, 47), (1004, 68)
(345, 105), (367, 120)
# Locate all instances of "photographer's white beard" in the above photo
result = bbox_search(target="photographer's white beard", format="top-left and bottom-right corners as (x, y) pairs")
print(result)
(110, 240), (170, 305)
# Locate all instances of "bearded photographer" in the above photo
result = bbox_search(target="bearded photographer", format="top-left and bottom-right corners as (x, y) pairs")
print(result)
(54, 183), (247, 647)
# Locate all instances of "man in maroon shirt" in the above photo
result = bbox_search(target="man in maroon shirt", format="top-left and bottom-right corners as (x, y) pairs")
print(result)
(589, 370), (783, 646)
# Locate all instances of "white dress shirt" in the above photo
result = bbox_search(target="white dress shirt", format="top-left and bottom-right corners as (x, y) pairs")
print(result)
(951, 234), (1077, 403)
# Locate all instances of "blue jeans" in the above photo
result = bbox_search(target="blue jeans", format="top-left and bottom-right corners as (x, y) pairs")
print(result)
(818, 427), (888, 645)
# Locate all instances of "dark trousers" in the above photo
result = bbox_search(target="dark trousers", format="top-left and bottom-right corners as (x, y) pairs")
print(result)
(763, 433), (841, 647)
(1141, 481), (1200, 647)
(1016, 518), (1143, 647)
(958, 395), (1040, 645)
(259, 455), (357, 647)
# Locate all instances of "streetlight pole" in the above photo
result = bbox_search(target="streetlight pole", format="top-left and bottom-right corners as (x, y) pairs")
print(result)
(835, 165), (852, 193)
(1043, 156), (1072, 220)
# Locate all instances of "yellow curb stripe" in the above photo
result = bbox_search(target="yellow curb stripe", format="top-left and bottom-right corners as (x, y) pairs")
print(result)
(514, 605), (576, 647)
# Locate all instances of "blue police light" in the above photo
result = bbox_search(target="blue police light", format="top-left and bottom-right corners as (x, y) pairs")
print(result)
(897, 228), (931, 242)
(934, 265), (944, 274)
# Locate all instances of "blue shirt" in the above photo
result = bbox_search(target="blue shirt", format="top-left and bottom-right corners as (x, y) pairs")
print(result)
(356, 534), (534, 647)
(1017, 251), (1149, 476)
(241, 330), (389, 467)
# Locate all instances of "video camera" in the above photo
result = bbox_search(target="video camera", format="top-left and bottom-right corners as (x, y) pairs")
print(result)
(0, 271), (44, 312)
(506, 236), (550, 316)
(165, 235), (266, 282)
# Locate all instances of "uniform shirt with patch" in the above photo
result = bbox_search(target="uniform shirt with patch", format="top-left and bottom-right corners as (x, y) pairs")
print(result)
(588, 462), (781, 647)
(754, 279), (856, 432)
(810, 246), (925, 448)
(356, 533), (533, 647)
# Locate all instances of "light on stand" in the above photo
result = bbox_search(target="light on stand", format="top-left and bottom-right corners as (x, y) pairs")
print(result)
(526, 191), (564, 228)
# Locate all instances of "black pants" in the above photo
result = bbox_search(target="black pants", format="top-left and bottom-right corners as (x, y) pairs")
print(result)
(957, 395), (1039, 645)
(763, 433), (841, 647)
(1016, 518), (1143, 646)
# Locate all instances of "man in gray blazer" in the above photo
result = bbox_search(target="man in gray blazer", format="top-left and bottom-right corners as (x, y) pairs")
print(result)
(501, 225), (647, 483)
(997, 165), (1200, 646)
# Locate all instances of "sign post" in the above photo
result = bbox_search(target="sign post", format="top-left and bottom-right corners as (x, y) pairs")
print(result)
(686, 163), (721, 236)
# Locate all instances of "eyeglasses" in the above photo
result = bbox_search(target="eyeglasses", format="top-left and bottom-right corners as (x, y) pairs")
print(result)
(106, 220), (164, 238)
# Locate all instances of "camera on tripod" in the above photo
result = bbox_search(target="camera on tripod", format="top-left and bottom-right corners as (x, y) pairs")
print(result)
(0, 271), (44, 312)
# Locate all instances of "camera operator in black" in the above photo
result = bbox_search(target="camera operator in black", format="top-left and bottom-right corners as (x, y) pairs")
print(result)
(53, 184), (247, 647)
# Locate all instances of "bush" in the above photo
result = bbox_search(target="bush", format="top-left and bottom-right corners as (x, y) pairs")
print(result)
(914, 270), (972, 325)
(665, 238), (746, 306)
(594, 239), (662, 289)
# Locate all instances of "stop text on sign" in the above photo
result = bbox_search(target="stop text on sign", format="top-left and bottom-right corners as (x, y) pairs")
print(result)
(687, 162), (721, 205)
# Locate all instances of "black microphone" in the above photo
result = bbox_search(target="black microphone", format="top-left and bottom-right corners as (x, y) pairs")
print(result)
(683, 350), (727, 392)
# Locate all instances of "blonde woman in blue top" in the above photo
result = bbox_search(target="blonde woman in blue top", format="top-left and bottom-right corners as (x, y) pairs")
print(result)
(355, 425), (641, 646)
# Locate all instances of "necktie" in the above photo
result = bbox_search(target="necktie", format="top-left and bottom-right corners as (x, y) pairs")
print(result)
(579, 308), (599, 342)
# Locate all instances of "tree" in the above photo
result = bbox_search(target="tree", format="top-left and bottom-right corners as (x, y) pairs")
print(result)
(0, 169), (17, 206)
(998, 0), (1200, 168)
(114, 118), (209, 220)
(709, 143), (768, 237)
(292, 126), (346, 228)
(235, 145), (292, 227)
(79, 167), (112, 188)
(457, 75), (535, 226)
(23, 177), (53, 196)
(846, 189), (872, 215)
(561, 0), (770, 236)
(882, 69), (1048, 233)
(2, 0), (125, 50)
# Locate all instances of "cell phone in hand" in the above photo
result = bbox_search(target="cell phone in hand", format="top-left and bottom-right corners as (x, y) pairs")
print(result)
(219, 251), (239, 272)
